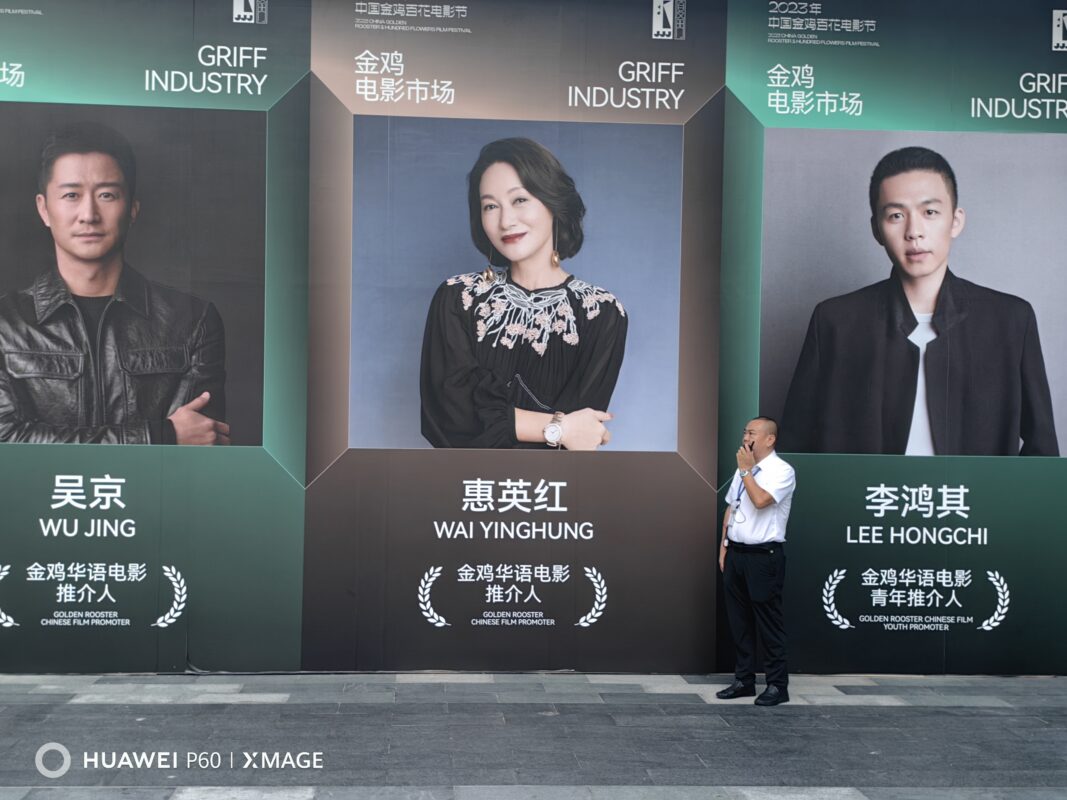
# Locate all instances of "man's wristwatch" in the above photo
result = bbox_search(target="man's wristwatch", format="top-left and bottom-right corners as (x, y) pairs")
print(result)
(739, 468), (751, 478)
(543, 412), (564, 448)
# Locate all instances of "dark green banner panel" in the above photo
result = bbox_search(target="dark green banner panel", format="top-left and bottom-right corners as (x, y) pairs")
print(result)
(0, 446), (304, 672)
(723, 0), (1067, 675)
(786, 454), (1067, 674)
(0, 0), (308, 109)
(728, 0), (1067, 133)
(0, 1), (309, 671)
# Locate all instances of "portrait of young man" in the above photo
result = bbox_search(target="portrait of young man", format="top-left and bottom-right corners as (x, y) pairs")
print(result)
(0, 121), (229, 445)
(780, 146), (1057, 456)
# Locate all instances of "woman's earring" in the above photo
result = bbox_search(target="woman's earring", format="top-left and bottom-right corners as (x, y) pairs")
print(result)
(482, 246), (496, 283)
(551, 220), (561, 269)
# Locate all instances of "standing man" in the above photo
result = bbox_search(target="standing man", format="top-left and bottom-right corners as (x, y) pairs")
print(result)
(0, 121), (228, 444)
(716, 416), (796, 706)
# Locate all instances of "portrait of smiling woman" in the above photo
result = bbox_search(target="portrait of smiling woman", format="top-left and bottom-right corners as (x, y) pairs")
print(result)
(420, 137), (628, 450)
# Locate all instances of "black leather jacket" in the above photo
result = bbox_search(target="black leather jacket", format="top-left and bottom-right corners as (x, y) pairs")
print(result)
(0, 265), (225, 444)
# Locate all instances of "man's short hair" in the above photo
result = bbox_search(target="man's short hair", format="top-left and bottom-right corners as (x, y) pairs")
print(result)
(38, 122), (137, 199)
(869, 146), (957, 216)
(752, 416), (779, 438)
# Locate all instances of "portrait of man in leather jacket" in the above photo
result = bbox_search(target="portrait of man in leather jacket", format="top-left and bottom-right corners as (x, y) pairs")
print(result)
(0, 121), (229, 445)
(780, 146), (1057, 457)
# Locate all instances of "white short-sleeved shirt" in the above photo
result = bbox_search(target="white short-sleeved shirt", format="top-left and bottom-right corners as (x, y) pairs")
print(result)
(726, 451), (796, 545)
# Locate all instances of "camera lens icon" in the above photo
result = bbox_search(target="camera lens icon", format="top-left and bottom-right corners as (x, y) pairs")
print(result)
(35, 742), (71, 779)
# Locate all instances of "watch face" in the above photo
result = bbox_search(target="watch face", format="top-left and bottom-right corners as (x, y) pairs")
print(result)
(544, 423), (563, 444)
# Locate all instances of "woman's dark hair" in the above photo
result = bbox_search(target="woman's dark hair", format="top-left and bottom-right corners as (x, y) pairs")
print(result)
(467, 138), (585, 266)
(39, 121), (138, 200)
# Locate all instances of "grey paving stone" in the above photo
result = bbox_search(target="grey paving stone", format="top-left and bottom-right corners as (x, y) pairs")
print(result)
(513, 694), (605, 705)
(902, 696), (1013, 708)
(680, 675), (739, 685)
(384, 768), (517, 786)
(598, 693), (705, 705)
(397, 694), (499, 705)
(441, 703), (504, 716)
(609, 712), (732, 731)
(171, 790), (315, 799)
(344, 685), (399, 694)
(0, 694), (74, 704)
(1002, 696), (1067, 708)
(860, 790), (1067, 799)
(928, 686), (1040, 696)
(452, 750), (577, 769)
(737, 791), (867, 800)
(494, 675), (593, 685)
(840, 768), (1067, 787)
(314, 790), (452, 800)
(394, 675), (492, 685)
(0, 675), (100, 686)
(246, 772), (389, 787)
(315, 790), (453, 800)
(644, 766), (805, 785)
(455, 789), (596, 800)
(214, 675), (356, 687)
(2, 673), (1067, 793)
(93, 676), (202, 685)
(588, 790), (741, 800)
(657, 704), (739, 717)
(836, 686), (939, 696)
(23, 791), (174, 799)
(335, 694), (398, 705)
(511, 767), (656, 785)
(338, 703), (449, 716)
(574, 751), (706, 770)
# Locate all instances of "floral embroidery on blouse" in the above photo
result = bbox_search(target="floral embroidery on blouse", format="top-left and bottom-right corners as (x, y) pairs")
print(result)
(446, 269), (625, 357)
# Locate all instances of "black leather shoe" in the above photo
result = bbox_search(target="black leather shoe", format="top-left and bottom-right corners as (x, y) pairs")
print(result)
(715, 680), (756, 700)
(755, 685), (789, 706)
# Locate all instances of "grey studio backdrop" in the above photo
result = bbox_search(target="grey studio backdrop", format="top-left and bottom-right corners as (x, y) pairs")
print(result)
(349, 115), (683, 451)
(759, 128), (1067, 455)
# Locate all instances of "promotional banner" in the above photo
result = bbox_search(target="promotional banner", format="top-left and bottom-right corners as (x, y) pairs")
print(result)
(303, 0), (727, 670)
(720, 0), (1067, 673)
(1, 0), (1061, 678)
(786, 455), (1066, 674)
(0, 0), (310, 671)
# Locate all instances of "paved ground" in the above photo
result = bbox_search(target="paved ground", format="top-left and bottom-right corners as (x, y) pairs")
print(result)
(0, 672), (1064, 798)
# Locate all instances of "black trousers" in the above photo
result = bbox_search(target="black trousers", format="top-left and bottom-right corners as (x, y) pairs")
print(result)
(722, 543), (788, 688)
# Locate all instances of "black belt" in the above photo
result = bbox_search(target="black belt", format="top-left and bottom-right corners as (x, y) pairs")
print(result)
(728, 541), (783, 554)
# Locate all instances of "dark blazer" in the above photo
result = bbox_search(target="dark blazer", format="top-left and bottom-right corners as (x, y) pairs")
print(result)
(780, 269), (1058, 456)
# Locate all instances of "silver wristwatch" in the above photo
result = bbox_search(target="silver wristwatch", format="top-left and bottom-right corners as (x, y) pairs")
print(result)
(739, 468), (751, 477)
(543, 412), (564, 448)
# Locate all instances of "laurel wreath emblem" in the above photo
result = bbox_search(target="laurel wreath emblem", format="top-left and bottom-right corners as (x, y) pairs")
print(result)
(151, 566), (188, 628)
(418, 566), (450, 627)
(0, 564), (16, 628)
(822, 569), (854, 629)
(574, 567), (607, 627)
(977, 570), (1010, 631)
